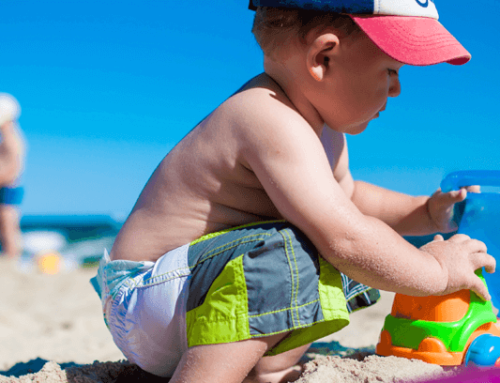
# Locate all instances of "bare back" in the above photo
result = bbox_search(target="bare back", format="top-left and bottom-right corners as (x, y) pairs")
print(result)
(111, 74), (348, 262)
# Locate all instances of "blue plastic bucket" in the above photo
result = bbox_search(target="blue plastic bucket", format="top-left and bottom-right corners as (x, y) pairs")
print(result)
(441, 170), (500, 310)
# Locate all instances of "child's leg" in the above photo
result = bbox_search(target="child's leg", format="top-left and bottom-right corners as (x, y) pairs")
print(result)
(0, 205), (22, 258)
(245, 342), (311, 383)
(170, 332), (300, 383)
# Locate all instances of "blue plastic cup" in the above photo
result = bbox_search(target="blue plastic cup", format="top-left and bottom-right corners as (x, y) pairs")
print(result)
(441, 170), (500, 310)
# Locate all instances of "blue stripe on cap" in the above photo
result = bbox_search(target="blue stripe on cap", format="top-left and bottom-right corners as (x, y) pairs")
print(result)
(250, 0), (375, 14)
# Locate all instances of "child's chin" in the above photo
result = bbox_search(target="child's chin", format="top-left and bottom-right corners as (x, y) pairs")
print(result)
(346, 122), (370, 135)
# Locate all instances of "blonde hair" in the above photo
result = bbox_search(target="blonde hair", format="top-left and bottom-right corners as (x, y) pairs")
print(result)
(252, 7), (361, 59)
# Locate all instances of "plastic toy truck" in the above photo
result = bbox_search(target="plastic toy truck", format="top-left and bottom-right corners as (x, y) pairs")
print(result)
(376, 170), (500, 367)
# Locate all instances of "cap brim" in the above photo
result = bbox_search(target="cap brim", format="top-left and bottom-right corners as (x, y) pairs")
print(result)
(350, 15), (471, 66)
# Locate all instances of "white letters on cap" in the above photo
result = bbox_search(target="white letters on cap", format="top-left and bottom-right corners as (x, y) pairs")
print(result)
(374, 0), (439, 19)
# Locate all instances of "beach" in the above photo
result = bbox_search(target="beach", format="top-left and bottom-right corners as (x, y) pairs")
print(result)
(0, 256), (459, 382)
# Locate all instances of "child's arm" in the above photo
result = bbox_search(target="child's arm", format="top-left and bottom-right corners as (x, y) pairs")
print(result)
(324, 128), (465, 236)
(350, 181), (467, 236)
(237, 95), (494, 300)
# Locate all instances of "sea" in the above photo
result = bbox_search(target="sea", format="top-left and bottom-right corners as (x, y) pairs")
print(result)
(13, 214), (451, 273)
(17, 214), (122, 273)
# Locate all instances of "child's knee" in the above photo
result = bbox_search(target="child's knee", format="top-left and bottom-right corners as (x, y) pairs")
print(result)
(246, 343), (310, 383)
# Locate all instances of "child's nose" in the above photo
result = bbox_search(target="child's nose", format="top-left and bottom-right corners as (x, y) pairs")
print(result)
(389, 77), (401, 98)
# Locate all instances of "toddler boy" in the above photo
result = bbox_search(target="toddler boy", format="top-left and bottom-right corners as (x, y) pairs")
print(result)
(92, 1), (495, 382)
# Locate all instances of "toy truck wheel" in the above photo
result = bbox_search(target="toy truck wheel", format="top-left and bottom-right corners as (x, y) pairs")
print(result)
(464, 334), (500, 367)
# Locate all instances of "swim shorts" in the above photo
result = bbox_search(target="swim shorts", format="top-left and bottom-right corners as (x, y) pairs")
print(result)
(0, 186), (24, 205)
(91, 220), (379, 377)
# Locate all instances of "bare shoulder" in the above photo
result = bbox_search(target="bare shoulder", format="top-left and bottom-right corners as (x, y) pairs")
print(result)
(227, 75), (307, 127)
(219, 74), (321, 165)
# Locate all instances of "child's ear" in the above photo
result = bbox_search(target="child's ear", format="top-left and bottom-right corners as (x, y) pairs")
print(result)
(306, 33), (340, 82)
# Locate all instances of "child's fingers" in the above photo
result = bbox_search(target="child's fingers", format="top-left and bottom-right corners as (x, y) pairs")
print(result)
(433, 234), (444, 241)
(453, 188), (467, 201)
(471, 277), (491, 301)
(463, 238), (488, 254)
(473, 252), (496, 274)
(451, 186), (479, 201)
(434, 188), (466, 204)
(466, 185), (481, 193)
(448, 233), (471, 243)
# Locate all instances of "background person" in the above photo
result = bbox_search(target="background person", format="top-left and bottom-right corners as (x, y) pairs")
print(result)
(0, 93), (26, 258)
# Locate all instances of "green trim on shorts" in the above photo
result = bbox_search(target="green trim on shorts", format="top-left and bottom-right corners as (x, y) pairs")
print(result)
(185, 249), (350, 353)
(185, 221), (352, 355)
(189, 220), (286, 246)
(266, 256), (349, 355)
(186, 254), (250, 346)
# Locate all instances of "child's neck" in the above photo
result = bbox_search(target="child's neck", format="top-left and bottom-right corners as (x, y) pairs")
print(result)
(263, 66), (325, 136)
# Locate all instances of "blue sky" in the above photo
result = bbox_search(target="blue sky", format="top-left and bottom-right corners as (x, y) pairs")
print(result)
(1, 0), (499, 219)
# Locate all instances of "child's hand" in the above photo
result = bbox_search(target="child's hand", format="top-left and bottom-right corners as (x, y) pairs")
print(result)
(427, 186), (480, 233)
(420, 234), (495, 300)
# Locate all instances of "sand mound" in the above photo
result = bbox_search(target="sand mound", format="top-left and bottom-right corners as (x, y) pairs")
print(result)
(0, 360), (168, 383)
(0, 355), (459, 383)
(297, 354), (457, 383)
(0, 257), (474, 383)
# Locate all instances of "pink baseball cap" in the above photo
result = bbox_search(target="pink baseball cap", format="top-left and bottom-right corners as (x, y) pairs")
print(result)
(249, 0), (471, 66)
(350, 15), (470, 66)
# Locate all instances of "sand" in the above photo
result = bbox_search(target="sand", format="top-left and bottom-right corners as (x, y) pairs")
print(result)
(0, 257), (461, 383)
